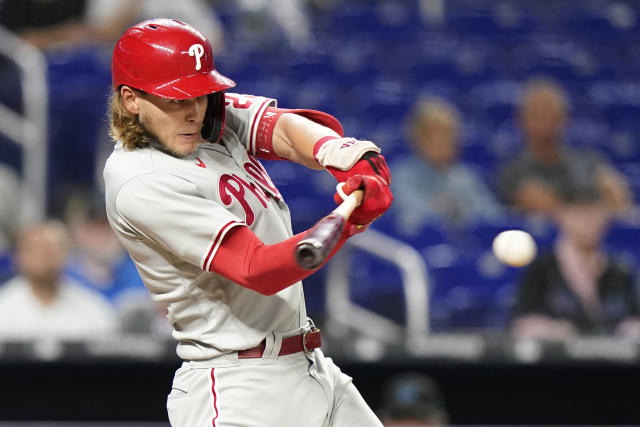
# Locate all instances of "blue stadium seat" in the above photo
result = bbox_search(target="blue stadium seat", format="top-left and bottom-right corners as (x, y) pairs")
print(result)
(285, 53), (338, 83)
(428, 259), (497, 330)
(417, 81), (466, 107)
(485, 281), (520, 328)
(562, 2), (640, 42)
(373, 216), (449, 250)
(347, 251), (406, 325)
(602, 125), (640, 163)
(325, 0), (422, 43)
(604, 222), (640, 266)
(409, 41), (503, 91)
(45, 47), (112, 204)
(426, 243), (526, 330)
(446, 2), (539, 41)
(468, 80), (520, 127)
(0, 251), (15, 285)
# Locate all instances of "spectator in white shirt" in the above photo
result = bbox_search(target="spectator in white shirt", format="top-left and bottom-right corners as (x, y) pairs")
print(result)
(0, 220), (119, 341)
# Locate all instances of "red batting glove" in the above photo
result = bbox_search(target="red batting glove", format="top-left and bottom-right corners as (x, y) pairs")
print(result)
(335, 175), (393, 225)
(326, 152), (391, 185)
(342, 220), (370, 237)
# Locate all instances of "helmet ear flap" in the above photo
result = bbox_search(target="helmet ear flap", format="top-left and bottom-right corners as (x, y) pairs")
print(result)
(202, 92), (226, 142)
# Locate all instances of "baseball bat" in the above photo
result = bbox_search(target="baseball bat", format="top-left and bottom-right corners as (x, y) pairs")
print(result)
(295, 185), (364, 270)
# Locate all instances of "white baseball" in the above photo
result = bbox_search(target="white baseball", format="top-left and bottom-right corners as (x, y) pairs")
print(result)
(492, 229), (537, 267)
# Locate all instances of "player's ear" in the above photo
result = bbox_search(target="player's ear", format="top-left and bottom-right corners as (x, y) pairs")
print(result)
(120, 85), (141, 115)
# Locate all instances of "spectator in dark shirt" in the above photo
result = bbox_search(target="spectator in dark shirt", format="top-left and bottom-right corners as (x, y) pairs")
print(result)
(511, 184), (640, 340)
(498, 78), (631, 217)
(0, 0), (89, 50)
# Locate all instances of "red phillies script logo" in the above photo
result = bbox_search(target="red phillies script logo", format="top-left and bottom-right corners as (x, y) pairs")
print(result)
(219, 174), (269, 225)
(219, 157), (281, 225)
(195, 157), (206, 168)
(244, 155), (281, 199)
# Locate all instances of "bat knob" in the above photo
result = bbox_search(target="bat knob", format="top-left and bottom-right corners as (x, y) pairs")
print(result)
(295, 241), (325, 270)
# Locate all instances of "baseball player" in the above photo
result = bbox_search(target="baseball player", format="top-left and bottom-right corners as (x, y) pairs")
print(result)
(104, 19), (392, 426)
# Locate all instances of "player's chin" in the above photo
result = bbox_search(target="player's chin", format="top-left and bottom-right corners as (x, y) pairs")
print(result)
(172, 135), (204, 157)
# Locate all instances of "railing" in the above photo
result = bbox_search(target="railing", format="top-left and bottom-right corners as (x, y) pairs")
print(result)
(325, 228), (430, 349)
(0, 25), (48, 221)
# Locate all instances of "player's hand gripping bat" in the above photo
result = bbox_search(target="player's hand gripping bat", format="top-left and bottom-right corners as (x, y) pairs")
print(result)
(295, 183), (364, 270)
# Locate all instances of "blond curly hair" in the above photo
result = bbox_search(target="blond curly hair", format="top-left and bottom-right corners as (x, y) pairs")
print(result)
(108, 89), (155, 150)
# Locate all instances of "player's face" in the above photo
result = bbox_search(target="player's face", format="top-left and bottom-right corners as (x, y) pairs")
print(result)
(17, 225), (68, 284)
(558, 202), (610, 250)
(520, 89), (566, 145)
(126, 88), (209, 157)
(417, 117), (458, 168)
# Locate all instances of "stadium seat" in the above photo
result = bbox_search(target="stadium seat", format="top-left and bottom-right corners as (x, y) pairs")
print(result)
(0, 251), (15, 285)
(446, 2), (539, 41)
(562, 2), (640, 42)
(468, 80), (520, 127)
(45, 47), (112, 203)
(427, 259), (496, 330)
(347, 250), (407, 324)
(604, 221), (640, 266)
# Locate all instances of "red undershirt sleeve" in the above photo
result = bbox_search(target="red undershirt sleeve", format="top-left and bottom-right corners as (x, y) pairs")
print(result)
(208, 225), (348, 295)
(253, 107), (344, 160)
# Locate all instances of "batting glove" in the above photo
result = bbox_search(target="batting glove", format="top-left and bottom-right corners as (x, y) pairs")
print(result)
(327, 151), (391, 185)
(313, 136), (391, 184)
(336, 174), (393, 225)
(342, 220), (370, 237)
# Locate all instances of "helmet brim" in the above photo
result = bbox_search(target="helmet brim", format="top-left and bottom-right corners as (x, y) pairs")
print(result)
(147, 69), (236, 99)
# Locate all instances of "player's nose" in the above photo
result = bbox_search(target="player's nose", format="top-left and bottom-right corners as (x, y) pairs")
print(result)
(184, 96), (206, 122)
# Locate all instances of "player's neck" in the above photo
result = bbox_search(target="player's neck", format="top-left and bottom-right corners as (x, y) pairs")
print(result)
(28, 278), (60, 306)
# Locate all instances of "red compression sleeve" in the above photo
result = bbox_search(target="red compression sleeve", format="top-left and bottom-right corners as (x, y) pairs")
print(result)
(254, 107), (344, 160)
(209, 226), (347, 295)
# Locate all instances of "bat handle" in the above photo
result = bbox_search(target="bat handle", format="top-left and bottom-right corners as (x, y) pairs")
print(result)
(295, 212), (345, 270)
(294, 184), (364, 270)
(334, 182), (364, 219)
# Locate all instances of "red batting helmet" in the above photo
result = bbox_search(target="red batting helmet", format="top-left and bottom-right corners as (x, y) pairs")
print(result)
(112, 19), (235, 141)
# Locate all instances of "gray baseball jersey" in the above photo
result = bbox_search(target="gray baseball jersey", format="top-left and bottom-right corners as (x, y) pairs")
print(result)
(104, 93), (306, 361)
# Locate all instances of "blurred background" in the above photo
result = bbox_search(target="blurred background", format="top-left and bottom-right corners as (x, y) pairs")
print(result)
(2, 0), (640, 425)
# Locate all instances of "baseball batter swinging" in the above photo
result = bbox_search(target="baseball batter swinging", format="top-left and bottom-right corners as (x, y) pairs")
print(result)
(104, 19), (393, 426)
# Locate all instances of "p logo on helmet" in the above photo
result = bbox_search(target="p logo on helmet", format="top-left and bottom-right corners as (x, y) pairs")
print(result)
(189, 44), (204, 71)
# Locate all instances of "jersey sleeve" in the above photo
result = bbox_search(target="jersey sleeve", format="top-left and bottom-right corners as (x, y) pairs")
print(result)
(114, 173), (244, 271)
(224, 93), (277, 154)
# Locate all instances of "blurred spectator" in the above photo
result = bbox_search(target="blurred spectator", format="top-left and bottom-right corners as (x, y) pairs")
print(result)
(63, 189), (168, 335)
(0, 221), (119, 341)
(234, 0), (314, 50)
(1, 0), (224, 52)
(511, 184), (640, 341)
(378, 373), (449, 426)
(0, 0), (90, 50)
(498, 78), (632, 216)
(84, 0), (225, 52)
(390, 97), (503, 234)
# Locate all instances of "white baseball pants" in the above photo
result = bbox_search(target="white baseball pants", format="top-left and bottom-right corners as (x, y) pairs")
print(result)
(167, 349), (382, 426)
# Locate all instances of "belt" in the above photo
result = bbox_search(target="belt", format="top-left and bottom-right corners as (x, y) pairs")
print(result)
(237, 328), (322, 359)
